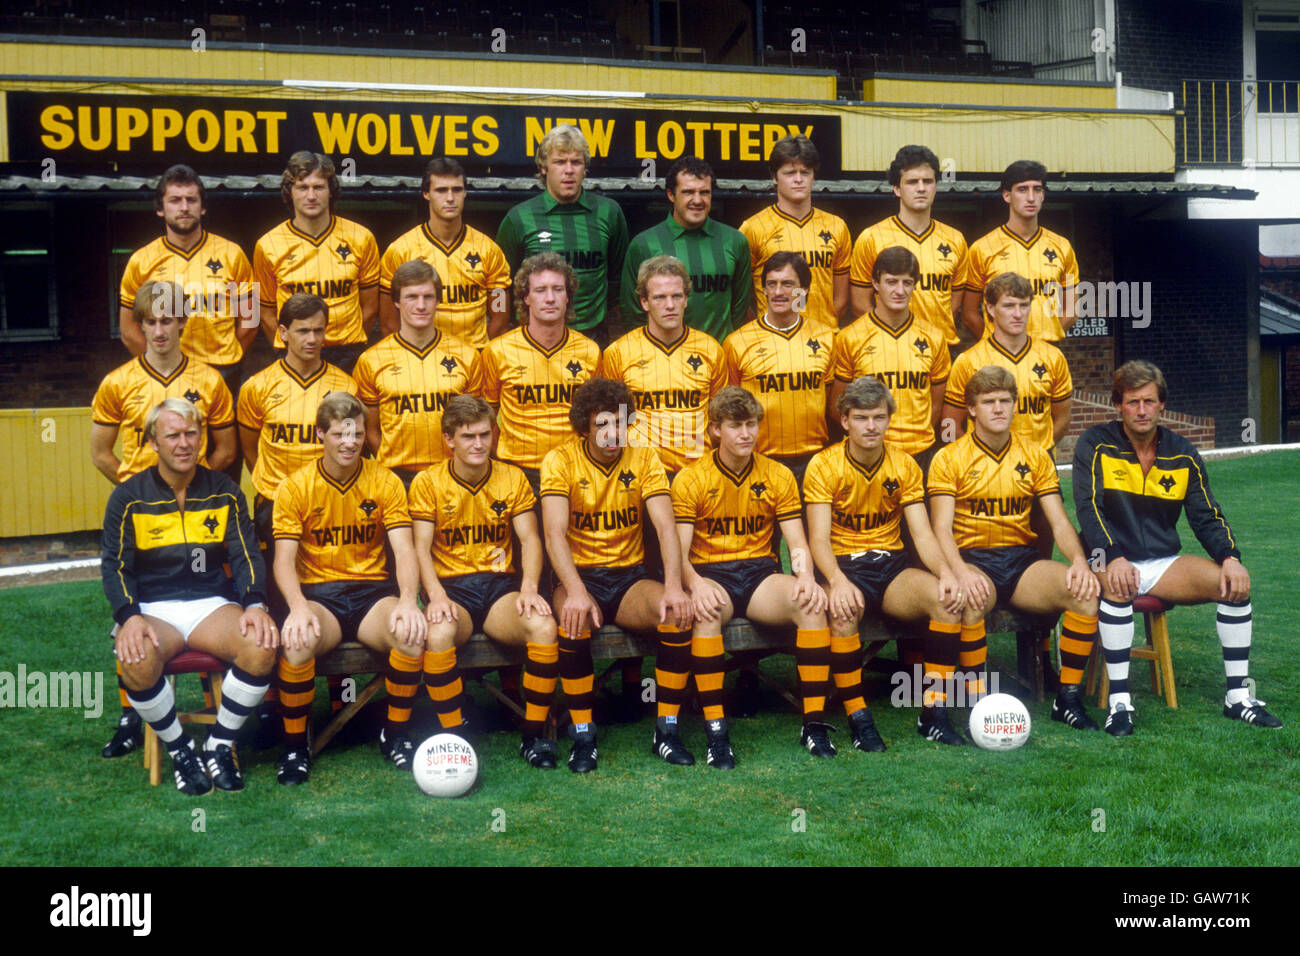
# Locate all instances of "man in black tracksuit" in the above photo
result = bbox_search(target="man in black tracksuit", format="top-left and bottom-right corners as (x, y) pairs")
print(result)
(103, 397), (279, 794)
(1073, 360), (1281, 736)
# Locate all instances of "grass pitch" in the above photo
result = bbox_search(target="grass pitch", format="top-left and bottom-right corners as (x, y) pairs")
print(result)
(2, 451), (1298, 867)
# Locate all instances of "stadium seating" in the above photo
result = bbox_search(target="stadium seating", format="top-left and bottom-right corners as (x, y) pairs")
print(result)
(1086, 595), (1177, 708)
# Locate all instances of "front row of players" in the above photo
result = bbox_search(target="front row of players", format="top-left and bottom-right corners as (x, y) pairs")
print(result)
(103, 363), (1279, 793)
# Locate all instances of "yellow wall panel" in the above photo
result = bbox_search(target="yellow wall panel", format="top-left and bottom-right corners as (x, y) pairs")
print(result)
(864, 76), (1116, 109)
(0, 408), (109, 537)
(0, 41), (833, 100)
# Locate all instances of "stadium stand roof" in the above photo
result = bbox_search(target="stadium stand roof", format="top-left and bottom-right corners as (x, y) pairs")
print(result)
(0, 175), (1258, 201)
(1262, 289), (1300, 343)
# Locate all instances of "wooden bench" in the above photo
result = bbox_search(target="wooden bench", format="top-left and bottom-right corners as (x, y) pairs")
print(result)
(309, 607), (1057, 755)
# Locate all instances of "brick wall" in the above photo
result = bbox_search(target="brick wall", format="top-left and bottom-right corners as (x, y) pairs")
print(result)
(1116, 0), (1243, 165)
(1059, 335), (1113, 397)
(1058, 389), (1216, 462)
(1113, 219), (1254, 446)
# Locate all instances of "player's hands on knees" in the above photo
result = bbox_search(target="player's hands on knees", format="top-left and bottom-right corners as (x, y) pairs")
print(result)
(115, 615), (158, 664)
(517, 589), (552, 618)
(827, 578), (865, 623)
(391, 599), (428, 647)
(660, 583), (694, 630)
(1066, 557), (1100, 603)
(956, 563), (990, 610)
(1104, 556), (1139, 602)
(560, 589), (599, 638)
(1219, 557), (1250, 603)
(281, 605), (321, 651)
(240, 606), (279, 649)
(691, 579), (728, 622)
(936, 569), (964, 616)
(424, 591), (459, 625)
(791, 575), (828, 615)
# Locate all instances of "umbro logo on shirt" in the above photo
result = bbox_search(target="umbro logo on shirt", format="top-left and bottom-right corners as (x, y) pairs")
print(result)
(538, 231), (553, 243)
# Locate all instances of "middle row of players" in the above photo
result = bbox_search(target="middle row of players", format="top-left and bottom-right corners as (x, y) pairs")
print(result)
(237, 247), (1091, 780)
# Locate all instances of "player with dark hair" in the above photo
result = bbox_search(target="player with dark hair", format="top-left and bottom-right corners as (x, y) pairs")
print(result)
(723, 251), (836, 488)
(497, 125), (628, 346)
(271, 392), (427, 784)
(102, 398), (276, 793)
(1074, 360), (1281, 735)
(481, 252), (600, 499)
(410, 396), (560, 766)
(929, 366), (1101, 741)
(119, 164), (256, 399)
(354, 259), (484, 488)
(674, 386), (832, 765)
(943, 272), (1071, 455)
(93, 280), (239, 757)
(239, 293), (357, 558)
(960, 160), (1077, 343)
(850, 145), (967, 349)
(740, 135), (851, 329)
(829, 246), (949, 470)
(379, 158), (511, 347)
(253, 151), (380, 373)
(805, 376), (964, 752)
(541, 378), (693, 771)
(620, 156), (751, 341)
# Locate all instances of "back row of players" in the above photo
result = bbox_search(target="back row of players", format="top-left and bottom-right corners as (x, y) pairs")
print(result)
(97, 129), (1277, 793)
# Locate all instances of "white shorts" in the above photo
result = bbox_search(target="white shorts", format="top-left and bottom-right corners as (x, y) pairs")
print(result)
(139, 596), (238, 643)
(1131, 555), (1179, 597)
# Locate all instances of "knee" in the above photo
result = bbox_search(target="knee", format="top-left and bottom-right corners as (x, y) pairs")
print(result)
(426, 622), (457, 653)
(929, 601), (959, 627)
(961, 607), (985, 627)
(524, 614), (556, 645)
(1068, 594), (1100, 618)
(120, 656), (161, 692)
(238, 641), (278, 677)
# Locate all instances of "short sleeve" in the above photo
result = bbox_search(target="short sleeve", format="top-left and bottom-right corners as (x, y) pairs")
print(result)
(832, 219), (852, 274)
(929, 333), (951, 386)
(407, 470), (437, 523)
(462, 348), (485, 398)
(639, 448), (670, 500)
(722, 334), (743, 386)
(381, 468), (411, 528)
(964, 242), (990, 294)
(236, 377), (262, 431)
(671, 468), (700, 523)
(944, 353), (971, 408)
(358, 231), (381, 289)
(484, 240), (511, 291)
(926, 446), (957, 498)
(272, 477), (304, 539)
(508, 466), (536, 516)
(378, 242), (401, 294)
(848, 230), (874, 288)
(119, 251), (144, 310)
(539, 446), (569, 498)
(92, 375), (122, 426)
(207, 374), (235, 427)
(773, 463), (801, 521)
(352, 351), (380, 406)
(801, 452), (834, 505)
(707, 341), (729, 397)
(828, 329), (855, 383)
(480, 342), (503, 405)
(1050, 347), (1073, 402)
(252, 238), (277, 309)
(1060, 242), (1079, 288)
(1031, 447), (1060, 497)
(899, 455), (924, 506)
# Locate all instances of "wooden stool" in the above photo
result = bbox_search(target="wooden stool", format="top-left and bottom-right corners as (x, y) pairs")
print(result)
(1086, 595), (1177, 709)
(143, 651), (225, 786)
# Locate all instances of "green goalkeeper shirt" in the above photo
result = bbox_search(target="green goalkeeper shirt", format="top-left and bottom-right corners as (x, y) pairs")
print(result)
(620, 214), (753, 342)
(496, 189), (629, 333)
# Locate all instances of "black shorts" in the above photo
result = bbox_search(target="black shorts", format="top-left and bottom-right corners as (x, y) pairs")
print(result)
(302, 581), (397, 642)
(961, 546), (1040, 606)
(698, 557), (781, 619)
(441, 572), (520, 633)
(835, 550), (911, 615)
(575, 564), (649, 625)
(392, 467), (422, 492)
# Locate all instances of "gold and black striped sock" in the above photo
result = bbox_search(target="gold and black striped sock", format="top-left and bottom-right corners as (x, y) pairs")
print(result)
(830, 633), (866, 717)
(385, 649), (422, 734)
(1059, 611), (1098, 687)
(796, 626), (832, 723)
(558, 626), (595, 728)
(422, 648), (464, 729)
(655, 624), (692, 720)
(522, 642), (558, 739)
(691, 632), (726, 721)
(277, 658), (316, 750)
(959, 621), (987, 697)
(327, 673), (347, 714)
(925, 620), (961, 707)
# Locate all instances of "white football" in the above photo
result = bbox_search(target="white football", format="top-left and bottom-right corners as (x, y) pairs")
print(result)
(968, 693), (1032, 750)
(413, 734), (478, 797)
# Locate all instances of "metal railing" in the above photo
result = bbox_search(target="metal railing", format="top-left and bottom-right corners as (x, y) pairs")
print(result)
(1181, 79), (1300, 166)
